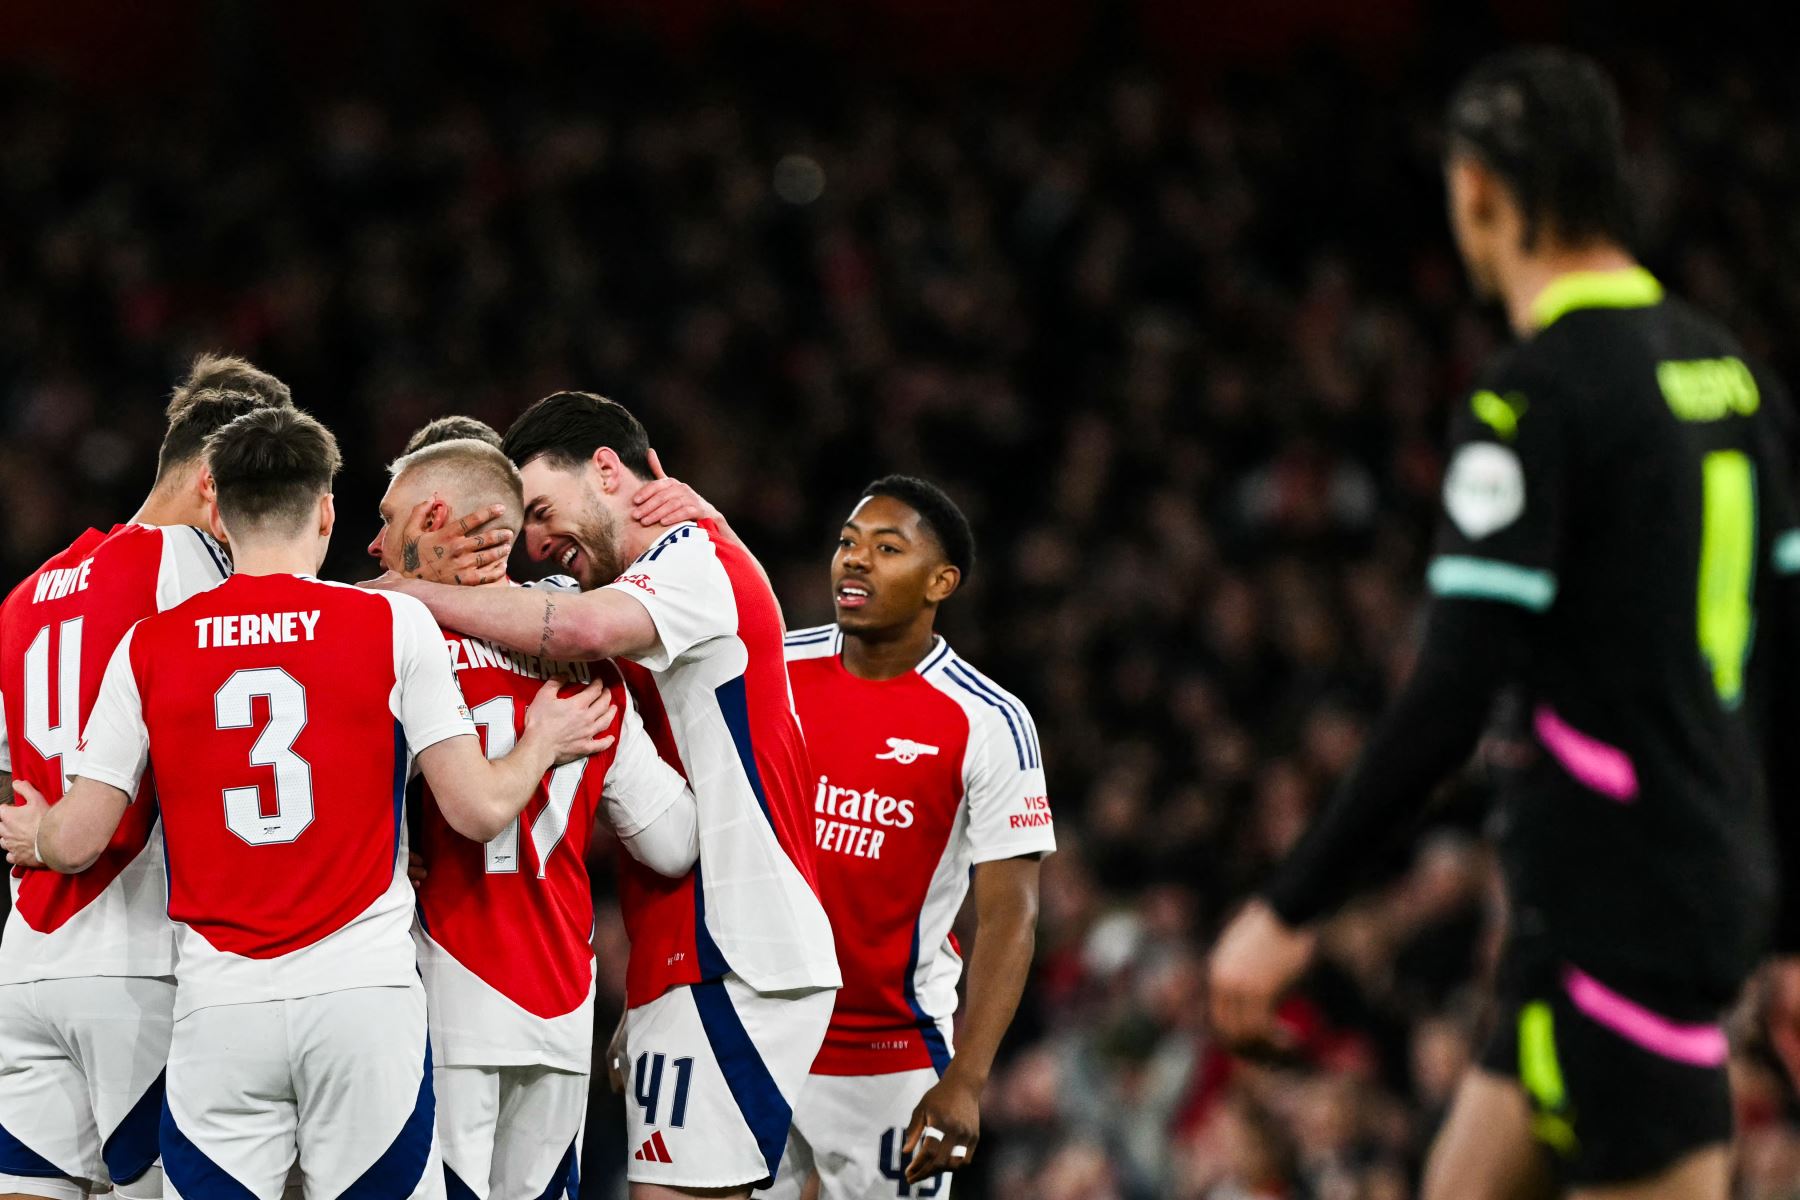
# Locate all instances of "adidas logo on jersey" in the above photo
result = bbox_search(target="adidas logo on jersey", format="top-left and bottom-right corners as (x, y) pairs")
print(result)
(634, 1131), (675, 1164)
(876, 737), (940, 764)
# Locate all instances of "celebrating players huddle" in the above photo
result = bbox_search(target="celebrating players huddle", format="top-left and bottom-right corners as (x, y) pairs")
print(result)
(0, 372), (1054, 1200)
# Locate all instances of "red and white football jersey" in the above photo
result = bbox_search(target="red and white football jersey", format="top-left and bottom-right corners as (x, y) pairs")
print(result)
(413, 623), (688, 1072)
(600, 521), (838, 1007)
(784, 625), (1055, 1076)
(73, 573), (476, 1019)
(0, 523), (230, 984)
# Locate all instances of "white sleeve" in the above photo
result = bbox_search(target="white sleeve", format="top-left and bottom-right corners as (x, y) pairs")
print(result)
(156, 526), (231, 611)
(0, 684), (11, 773)
(603, 688), (695, 856)
(387, 594), (477, 755)
(963, 703), (1056, 864)
(601, 526), (735, 672)
(71, 628), (151, 797)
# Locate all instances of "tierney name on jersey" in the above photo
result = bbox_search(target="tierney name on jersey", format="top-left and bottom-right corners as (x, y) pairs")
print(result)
(195, 609), (321, 647)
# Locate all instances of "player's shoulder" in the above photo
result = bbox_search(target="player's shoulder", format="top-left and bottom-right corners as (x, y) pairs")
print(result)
(0, 530), (101, 615)
(783, 623), (842, 663)
(631, 521), (711, 568)
(917, 640), (1042, 765)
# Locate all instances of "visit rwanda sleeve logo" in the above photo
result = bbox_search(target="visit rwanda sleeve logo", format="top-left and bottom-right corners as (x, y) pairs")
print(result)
(876, 738), (940, 764)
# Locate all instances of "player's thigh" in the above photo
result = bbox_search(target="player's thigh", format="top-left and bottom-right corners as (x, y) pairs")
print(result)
(161, 1001), (297, 1200)
(623, 977), (831, 1193)
(1568, 1146), (1730, 1200)
(1491, 973), (1733, 1191)
(1420, 1068), (1552, 1200)
(489, 1067), (585, 1200)
(48, 974), (175, 1192)
(289, 984), (441, 1200)
(0, 981), (105, 1196)
(796, 1070), (949, 1200)
(757, 1110), (816, 1200)
(433, 1065), (499, 1200)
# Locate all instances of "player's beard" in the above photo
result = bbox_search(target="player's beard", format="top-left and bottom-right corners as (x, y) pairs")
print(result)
(570, 495), (625, 589)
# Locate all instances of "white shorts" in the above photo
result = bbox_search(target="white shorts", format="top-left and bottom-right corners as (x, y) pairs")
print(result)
(162, 983), (442, 1200)
(435, 1064), (584, 1200)
(623, 975), (832, 1190)
(762, 1069), (950, 1200)
(0, 975), (174, 1200)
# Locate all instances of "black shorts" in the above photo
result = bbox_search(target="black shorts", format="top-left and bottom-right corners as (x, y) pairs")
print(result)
(1479, 956), (1732, 1186)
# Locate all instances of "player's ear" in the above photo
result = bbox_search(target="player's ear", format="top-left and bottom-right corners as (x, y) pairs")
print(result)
(318, 493), (336, 540)
(593, 447), (623, 494)
(926, 563), (961, 604)
(421, 495), (451, 533)
(206, 497), (230, 547)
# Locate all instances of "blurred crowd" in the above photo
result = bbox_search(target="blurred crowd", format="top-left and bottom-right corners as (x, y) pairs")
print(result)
(6, 8), (1800, 1197)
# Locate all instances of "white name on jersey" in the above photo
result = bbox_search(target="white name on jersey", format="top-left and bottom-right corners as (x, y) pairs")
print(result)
(196, 610), (321, 648)
(33, 559), (94, 603)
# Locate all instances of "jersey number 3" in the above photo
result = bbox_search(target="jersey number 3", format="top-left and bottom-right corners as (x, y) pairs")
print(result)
(1698, 450), (1756, 708)
(215, 668), (315, 846)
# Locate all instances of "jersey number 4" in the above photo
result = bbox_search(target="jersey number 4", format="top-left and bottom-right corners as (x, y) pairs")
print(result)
(469, 695), (584, 876)
(22, 618), (83, 789)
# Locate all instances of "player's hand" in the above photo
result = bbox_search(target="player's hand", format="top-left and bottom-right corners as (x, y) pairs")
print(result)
(1765, 956), (1800, 1092)
(1207, 898), (1317, 1052)
(629, 451), (718, 529)
(407, 852), (427, 890)
(0, 780), (49, 868)
(606, 1014), (629, 1094)
(901, 1064), (982, 1183)
(404, 501), (514, 587)
(524, 677), (617, 765)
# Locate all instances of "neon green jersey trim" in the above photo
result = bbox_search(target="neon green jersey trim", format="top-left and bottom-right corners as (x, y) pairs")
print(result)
(1518, 1002), (1577, 1157)
(1531, 267), (1664, 330)
(1471, 389), (1528, 440)
(1427, 556), (1557, 611)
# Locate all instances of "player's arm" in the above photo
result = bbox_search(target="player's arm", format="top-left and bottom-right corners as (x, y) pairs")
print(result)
(384, 579), (660, 664)
(8, 777), (129, 873)
(0, 631), (149, 873)
(386, 593), (619, 841)
(904, 854), (1042, 1183)
(417, 678), (618, 842)
(1209, 597), (1527, 1041)
(1211, 365), (1563, 1048)
(907, 706), (1054, 1182)
(600, 687), (699, 877)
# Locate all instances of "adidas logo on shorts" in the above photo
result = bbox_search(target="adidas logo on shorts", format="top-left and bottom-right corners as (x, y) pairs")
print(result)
(634, 1130), (675, 1164)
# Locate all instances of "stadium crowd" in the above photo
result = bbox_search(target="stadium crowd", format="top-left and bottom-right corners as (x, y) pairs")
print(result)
(5, 11), (1800, 1198)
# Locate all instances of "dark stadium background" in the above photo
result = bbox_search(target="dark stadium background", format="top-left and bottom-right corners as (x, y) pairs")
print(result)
(5, 1), (1799, 1195)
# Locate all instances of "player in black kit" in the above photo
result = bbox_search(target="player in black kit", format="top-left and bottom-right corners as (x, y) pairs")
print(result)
(1210, 49), (1800, 1200)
